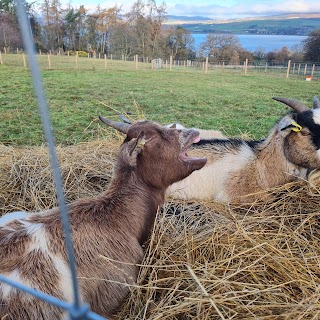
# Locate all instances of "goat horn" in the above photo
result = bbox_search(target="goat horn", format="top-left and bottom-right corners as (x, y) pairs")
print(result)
(272, 97), (309, 113)
(120, 114), (132, 124)
(313, 96), (320, 109)
(99, 116), (130, 134)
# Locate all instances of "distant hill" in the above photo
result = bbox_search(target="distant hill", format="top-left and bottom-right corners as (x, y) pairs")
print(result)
(164, 13), (320, 35)
(165, 15), (213, 24)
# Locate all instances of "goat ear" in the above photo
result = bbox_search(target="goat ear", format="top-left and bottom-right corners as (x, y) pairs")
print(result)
(169, 123), (177, 129)
(279, 117), (302, 132)
(126, 131), (146, 165)
(279, 117), (291, 131)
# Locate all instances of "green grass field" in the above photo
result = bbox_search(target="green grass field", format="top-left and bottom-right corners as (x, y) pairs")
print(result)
(1, 57), (319, 145)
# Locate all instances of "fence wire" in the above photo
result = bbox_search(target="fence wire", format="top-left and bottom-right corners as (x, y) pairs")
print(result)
(0, 1), (107, 319)
(1, 51), (319, 80)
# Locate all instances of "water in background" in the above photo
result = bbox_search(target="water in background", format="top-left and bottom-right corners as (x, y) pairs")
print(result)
(192, 34), (308, 52)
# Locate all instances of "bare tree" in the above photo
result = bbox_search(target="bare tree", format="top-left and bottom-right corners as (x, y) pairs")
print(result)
(253, 47), (266, 62)
(108, 21), (137, 59)
(290, 43), (305, 62)
(237, 47), (253, 62)
(126, 1), (151, 57)
(96, 6), (120, 54)
(274, 46), (291, 63)
(40, 0), (63, 51)
(146, 0), (167, 57)
(164, 25), (194, 59)
(125, 0), (167, 59)
(0, 12), (22, 50)
(75, 5), (87, 51)
(303, 29), (320, 62)
(0, 0), (22, 50)
(199, 33), (242, 62)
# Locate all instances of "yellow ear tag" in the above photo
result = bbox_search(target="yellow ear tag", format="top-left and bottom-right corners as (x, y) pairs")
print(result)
(291, 121), (302, 132)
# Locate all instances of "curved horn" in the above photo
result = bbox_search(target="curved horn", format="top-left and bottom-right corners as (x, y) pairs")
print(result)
(120, 114), (132, 124)
(272, 97), (309, 113)
(313, 96), (320, 109)
(99, 116), (130, 134)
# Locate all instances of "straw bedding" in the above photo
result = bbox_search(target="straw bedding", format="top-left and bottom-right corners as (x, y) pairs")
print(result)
(1, 140), (320, 319)
(0, 140), (119, 213)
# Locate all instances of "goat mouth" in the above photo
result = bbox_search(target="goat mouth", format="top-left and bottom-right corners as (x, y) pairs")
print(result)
(179, 131), (207, 168)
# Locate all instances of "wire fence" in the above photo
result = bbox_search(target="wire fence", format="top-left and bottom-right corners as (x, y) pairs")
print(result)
(0, 1), (107, 319)
(1, 49), (320, 80)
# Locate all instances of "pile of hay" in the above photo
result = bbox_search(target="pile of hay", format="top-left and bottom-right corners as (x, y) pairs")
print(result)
(1, 140), (320, 319)
(0, 140), (120, 213)
(116, 191), (320, 319)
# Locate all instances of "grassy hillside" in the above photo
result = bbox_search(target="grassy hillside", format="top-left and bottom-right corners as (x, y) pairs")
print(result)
(179, 18), (320, 35)
(0, 60), (319, 146)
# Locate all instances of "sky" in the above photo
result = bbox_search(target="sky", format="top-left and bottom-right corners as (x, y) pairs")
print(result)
(64, 0), (320, 19)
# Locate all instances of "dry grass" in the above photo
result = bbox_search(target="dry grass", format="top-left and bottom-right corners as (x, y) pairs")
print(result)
(1, 140), (320, 319)
(0, 139), (120, 213)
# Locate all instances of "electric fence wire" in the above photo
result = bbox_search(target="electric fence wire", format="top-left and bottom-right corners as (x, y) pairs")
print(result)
(0, 1), (107, 319)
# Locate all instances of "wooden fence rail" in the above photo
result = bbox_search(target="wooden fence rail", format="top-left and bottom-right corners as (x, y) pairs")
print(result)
(0, 51), (319, 80)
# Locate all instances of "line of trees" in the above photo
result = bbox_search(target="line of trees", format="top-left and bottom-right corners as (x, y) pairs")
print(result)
(0, 0), (196, 60)
(250, 35), (320, 64)
(1, 0), (320, 63)
(199, 32), (320, 64)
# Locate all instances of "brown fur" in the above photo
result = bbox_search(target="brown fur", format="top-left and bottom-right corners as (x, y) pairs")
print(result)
(0, 120), (206, 319)
(168, 113), (320, 203)
(226, 128), (310, 201)
(284, 128), (320, 169)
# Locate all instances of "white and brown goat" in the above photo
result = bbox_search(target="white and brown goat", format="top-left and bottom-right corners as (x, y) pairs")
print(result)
(120, 114), (225, 140)
(166, 123), (225, 139)
(167, 96), (320, 203)
(0, 119), (206, 319)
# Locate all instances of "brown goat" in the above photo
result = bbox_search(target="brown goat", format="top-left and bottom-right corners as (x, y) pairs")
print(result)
(0, 119), (207, 319)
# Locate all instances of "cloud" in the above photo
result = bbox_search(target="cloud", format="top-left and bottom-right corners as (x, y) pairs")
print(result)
(59, 0), (133, 13)
(167, 0), (320, 19)
(56, 0), (320, 18)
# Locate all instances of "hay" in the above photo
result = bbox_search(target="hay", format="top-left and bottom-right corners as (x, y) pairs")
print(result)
(0, 140), (120, 213)
(113, 195), (320, 319)
(1, 140), (320, 319)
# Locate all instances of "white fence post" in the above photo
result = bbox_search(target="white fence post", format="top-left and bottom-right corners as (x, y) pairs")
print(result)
(244, 58), (248, 75)
(286, 60), (291, 78)
(47, 53), (51, 68)
(22, 53), (26, 67)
